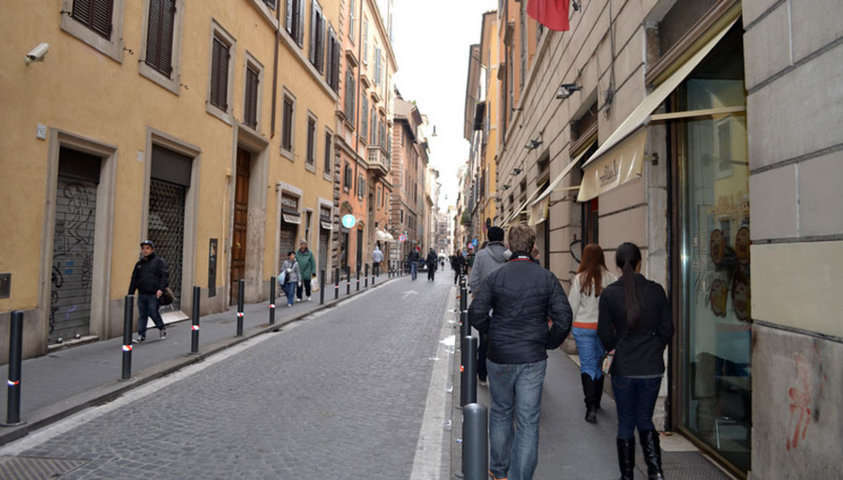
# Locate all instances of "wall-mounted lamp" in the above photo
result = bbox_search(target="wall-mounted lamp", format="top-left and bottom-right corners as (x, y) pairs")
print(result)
(556, 83), (582, 100)
(525, 139), (543, 151)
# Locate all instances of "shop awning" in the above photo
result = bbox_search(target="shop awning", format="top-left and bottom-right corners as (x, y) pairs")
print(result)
(283, 213), (302, 225)
(529, 196), (549, 226)
(529, 141), (595, 208)
(376, 229), (394, 241)
(578, 18), (738, 202)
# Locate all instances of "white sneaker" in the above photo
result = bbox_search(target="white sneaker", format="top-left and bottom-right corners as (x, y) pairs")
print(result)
(287, 304), (293, 308)
(306, 296), (311, 302)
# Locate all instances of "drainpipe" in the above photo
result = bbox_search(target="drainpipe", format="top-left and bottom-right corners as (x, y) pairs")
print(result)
(270, 2), (281, 137)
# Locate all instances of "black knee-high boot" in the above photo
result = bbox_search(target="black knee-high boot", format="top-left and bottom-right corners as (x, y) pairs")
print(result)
(639, 430), (665, 479)
(617, 438), (635, 480)
(594, 374), (605, 410)
(581, 373), (597, 423)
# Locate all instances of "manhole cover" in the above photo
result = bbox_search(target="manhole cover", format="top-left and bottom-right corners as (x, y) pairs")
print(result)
(0, 456), (88, 479)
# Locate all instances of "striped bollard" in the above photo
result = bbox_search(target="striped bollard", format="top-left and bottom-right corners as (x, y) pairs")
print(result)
(268, 278), (276, 326)
(236, 279), (245, 336)
(1, 311), (25, 426)
(190, 286), (200, 354)
(122, 296), (134, 380)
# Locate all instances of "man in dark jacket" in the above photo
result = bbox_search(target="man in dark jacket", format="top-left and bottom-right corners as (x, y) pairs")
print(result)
(426, 248), (438, 281)
(469, 226), (510, 384)
(469, 224), (572, 480)
(407, 247), (420, 280)
(451, 253), (466, 285)
(128, 240), (169, 343)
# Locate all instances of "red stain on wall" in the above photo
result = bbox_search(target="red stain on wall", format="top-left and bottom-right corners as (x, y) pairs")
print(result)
(786, 347), (828, 451)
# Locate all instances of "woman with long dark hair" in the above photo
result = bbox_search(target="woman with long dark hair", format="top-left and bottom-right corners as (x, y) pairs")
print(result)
(598, 243), (673, 480)
(568, 244), (617, 423)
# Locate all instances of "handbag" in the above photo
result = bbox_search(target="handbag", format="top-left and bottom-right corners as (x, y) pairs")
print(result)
(158, 287), (175, 306)
(277, 270), (286, 286)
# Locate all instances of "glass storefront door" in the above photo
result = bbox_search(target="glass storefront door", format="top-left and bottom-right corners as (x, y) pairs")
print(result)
(677, 24), (751, 473)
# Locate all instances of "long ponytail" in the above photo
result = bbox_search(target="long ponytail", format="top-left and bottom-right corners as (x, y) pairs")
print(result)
(615, 242), (642, 329)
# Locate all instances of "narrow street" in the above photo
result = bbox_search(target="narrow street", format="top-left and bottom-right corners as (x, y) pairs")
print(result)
(1, 274), (453, 479)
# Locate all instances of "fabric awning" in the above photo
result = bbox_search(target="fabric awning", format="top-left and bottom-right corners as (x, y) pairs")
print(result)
(530, 141), (595, 207)
(320, 221), (333, 231)
(376, 229), (394, 241)
(282, 213), (302, 225)
(529, 197), (549, 226)
(578, 18), (737, 202)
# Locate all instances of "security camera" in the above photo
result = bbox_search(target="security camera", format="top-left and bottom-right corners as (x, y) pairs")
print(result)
(25, 43), (49, 64)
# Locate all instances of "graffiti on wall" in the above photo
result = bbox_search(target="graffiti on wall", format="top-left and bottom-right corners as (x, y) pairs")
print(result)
(786, 346), (828, 451)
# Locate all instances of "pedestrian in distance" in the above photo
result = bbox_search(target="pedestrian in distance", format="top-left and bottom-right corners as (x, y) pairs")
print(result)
(279, 251), (301, 307)
(128, 240), (168, 343)
(372, 243), (385, 276)
(451, 253), (466, 285)
(468, 226), (511, 386)
(426, 248), (438, 281)
(598, 242), (674, 480)
(568, 244), (618, 424)
(408, 246), (420, 280)
(469, 224), (572, 480)
(295, 240), (315, 302)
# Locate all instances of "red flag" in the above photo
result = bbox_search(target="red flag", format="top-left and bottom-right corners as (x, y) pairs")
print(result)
(527, 0), (570, 32)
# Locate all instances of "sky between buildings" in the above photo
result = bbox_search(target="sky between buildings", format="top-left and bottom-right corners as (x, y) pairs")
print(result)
(392, 0), (498, 212)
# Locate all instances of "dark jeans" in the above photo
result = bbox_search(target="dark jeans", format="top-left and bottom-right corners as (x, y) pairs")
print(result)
(612, 375), (662, 440)
(427, 267), (435, 281)
(477, 330), (488, 380)
(296, 279), (312, 299)
(410, 261), (417, 280)
(283, 282), (296, 306)
(454, 270), (460, 284)
(487, 359), (547, 480)
(137, 293), (165, 338)
(373, 262), (380, 276)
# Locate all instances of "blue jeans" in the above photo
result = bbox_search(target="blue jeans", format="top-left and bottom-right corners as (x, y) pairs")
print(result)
(283, 282), (296, 306)
(612, 375), (662, 439)
(410, 261), (417, 280)
(137, 293), (165, 338)
(487, 359), (547, 480)
(572, 327), (604, 380)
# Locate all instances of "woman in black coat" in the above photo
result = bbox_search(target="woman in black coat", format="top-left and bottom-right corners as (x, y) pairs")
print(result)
(598, 243), (673, 480)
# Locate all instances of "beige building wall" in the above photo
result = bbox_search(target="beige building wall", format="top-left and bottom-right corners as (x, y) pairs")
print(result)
(742, 0), (843, 477)
(0, 0), (340, 359)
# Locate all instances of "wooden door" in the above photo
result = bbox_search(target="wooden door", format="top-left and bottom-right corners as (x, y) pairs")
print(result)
(230, 149), (250, 304)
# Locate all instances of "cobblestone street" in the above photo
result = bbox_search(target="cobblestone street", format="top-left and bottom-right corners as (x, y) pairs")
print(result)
(4, 275), (452, 479)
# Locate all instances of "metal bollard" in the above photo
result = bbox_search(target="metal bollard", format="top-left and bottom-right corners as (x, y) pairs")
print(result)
(268, 278), (276, 326)
(190, 286), (200, 354)
(122, 296), (134, 380)
(460, 277), (470, 339)
(356, 265), (361, 291)
(460, 336), (478, 406)
(346, 267), (351, 295)
(365, 264), (369, 288)
(319, 269), (325, 305)
(462, 403), (489, 480)
(372, 263), (376, 285)
(2, 311), (25, 426)
(236, 279), (245, 336)
(334, 268), (339, 300)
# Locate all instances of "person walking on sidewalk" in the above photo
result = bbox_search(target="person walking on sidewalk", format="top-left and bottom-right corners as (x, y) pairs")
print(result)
(598, 242), (674, 480)
(469, 226), (510, 385)
(451, 252), (466, 285)
(469, 224), (572, 480)
(295, 240), (315, 302)
(128, 240), (168, 343)
(426, 248), (438, 281)
(279, 251), (301, 308)
(568, 244), (618, 424)
(372, 243), (384, 276)
(408, 246), (420, 280)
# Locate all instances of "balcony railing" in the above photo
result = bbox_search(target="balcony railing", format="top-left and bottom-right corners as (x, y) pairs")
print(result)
(367, 146), (390, 174)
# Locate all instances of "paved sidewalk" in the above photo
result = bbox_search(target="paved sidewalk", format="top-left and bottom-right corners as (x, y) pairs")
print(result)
(0, 272), (398, 445)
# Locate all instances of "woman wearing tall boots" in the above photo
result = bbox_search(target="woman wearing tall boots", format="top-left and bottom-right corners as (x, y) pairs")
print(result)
(598, 243), (674, 480)
(568, 244), (617, 423)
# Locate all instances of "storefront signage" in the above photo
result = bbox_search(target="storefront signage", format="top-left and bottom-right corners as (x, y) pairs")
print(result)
(341, 214), (356, 229)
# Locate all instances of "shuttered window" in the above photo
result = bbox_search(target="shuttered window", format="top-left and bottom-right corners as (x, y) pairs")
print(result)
(244, 64), (260, 128)
(348, 0), (355, 40)
(285, 0), (305, 46)
(344, 71), (355, 125)
(369, 108), (377, 144)
(145, 0), (176, 76)
(308, 0), (325, 72)
(210, 36), (230, 110)
(306, 117), (316, 166)
(282, 96), (294, 152)
(323, 131), (332, 174)
(344, 164), (352, 189)
(325, 28), (340, 92)
(361, 96), (369, 141)
(71, 0), (114, 39)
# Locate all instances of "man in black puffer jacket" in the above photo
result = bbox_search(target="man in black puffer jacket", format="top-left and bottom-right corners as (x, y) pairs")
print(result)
(468, 224), (572, 480)
(128, 240), (169, 343)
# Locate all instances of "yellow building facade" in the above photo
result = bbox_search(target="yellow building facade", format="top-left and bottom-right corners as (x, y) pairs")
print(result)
(0, 0), (340, 358)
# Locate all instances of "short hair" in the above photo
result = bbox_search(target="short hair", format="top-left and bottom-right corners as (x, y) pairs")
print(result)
(299, 240), (307, 244)
(488, 226), (504, 242)
(507, 224), (536, 254)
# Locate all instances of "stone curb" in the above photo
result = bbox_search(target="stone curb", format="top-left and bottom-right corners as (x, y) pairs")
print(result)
(0, 276), (401, 447)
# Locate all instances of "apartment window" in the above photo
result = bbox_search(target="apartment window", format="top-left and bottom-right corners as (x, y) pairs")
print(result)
(361, 96), (369, 141)
(400, 210), (404, 224)
(244, 62), (260, 128)
(378, 116), (385, 148)
(309, 0), (325, 72)
(285, 0), (305, 46)
(348, 0), (356, 41)
(325, 27), (340, 92)
(357, 174), (365, 199)
(61, 0), (125, 62)
(144, 0), (176, 76)
(374, 46), (382, 86)
(362, 18), (369, 65)
(323, 130), (333, 176)
(344, 70), (355, 125)
(306, 115), (317, 167)
(376, 185), (381, 207)
(281, 93), (295, 154)
(210, 35), (231, 111)
(344, 164), (352, 190)
(369, 108), (377, 144)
